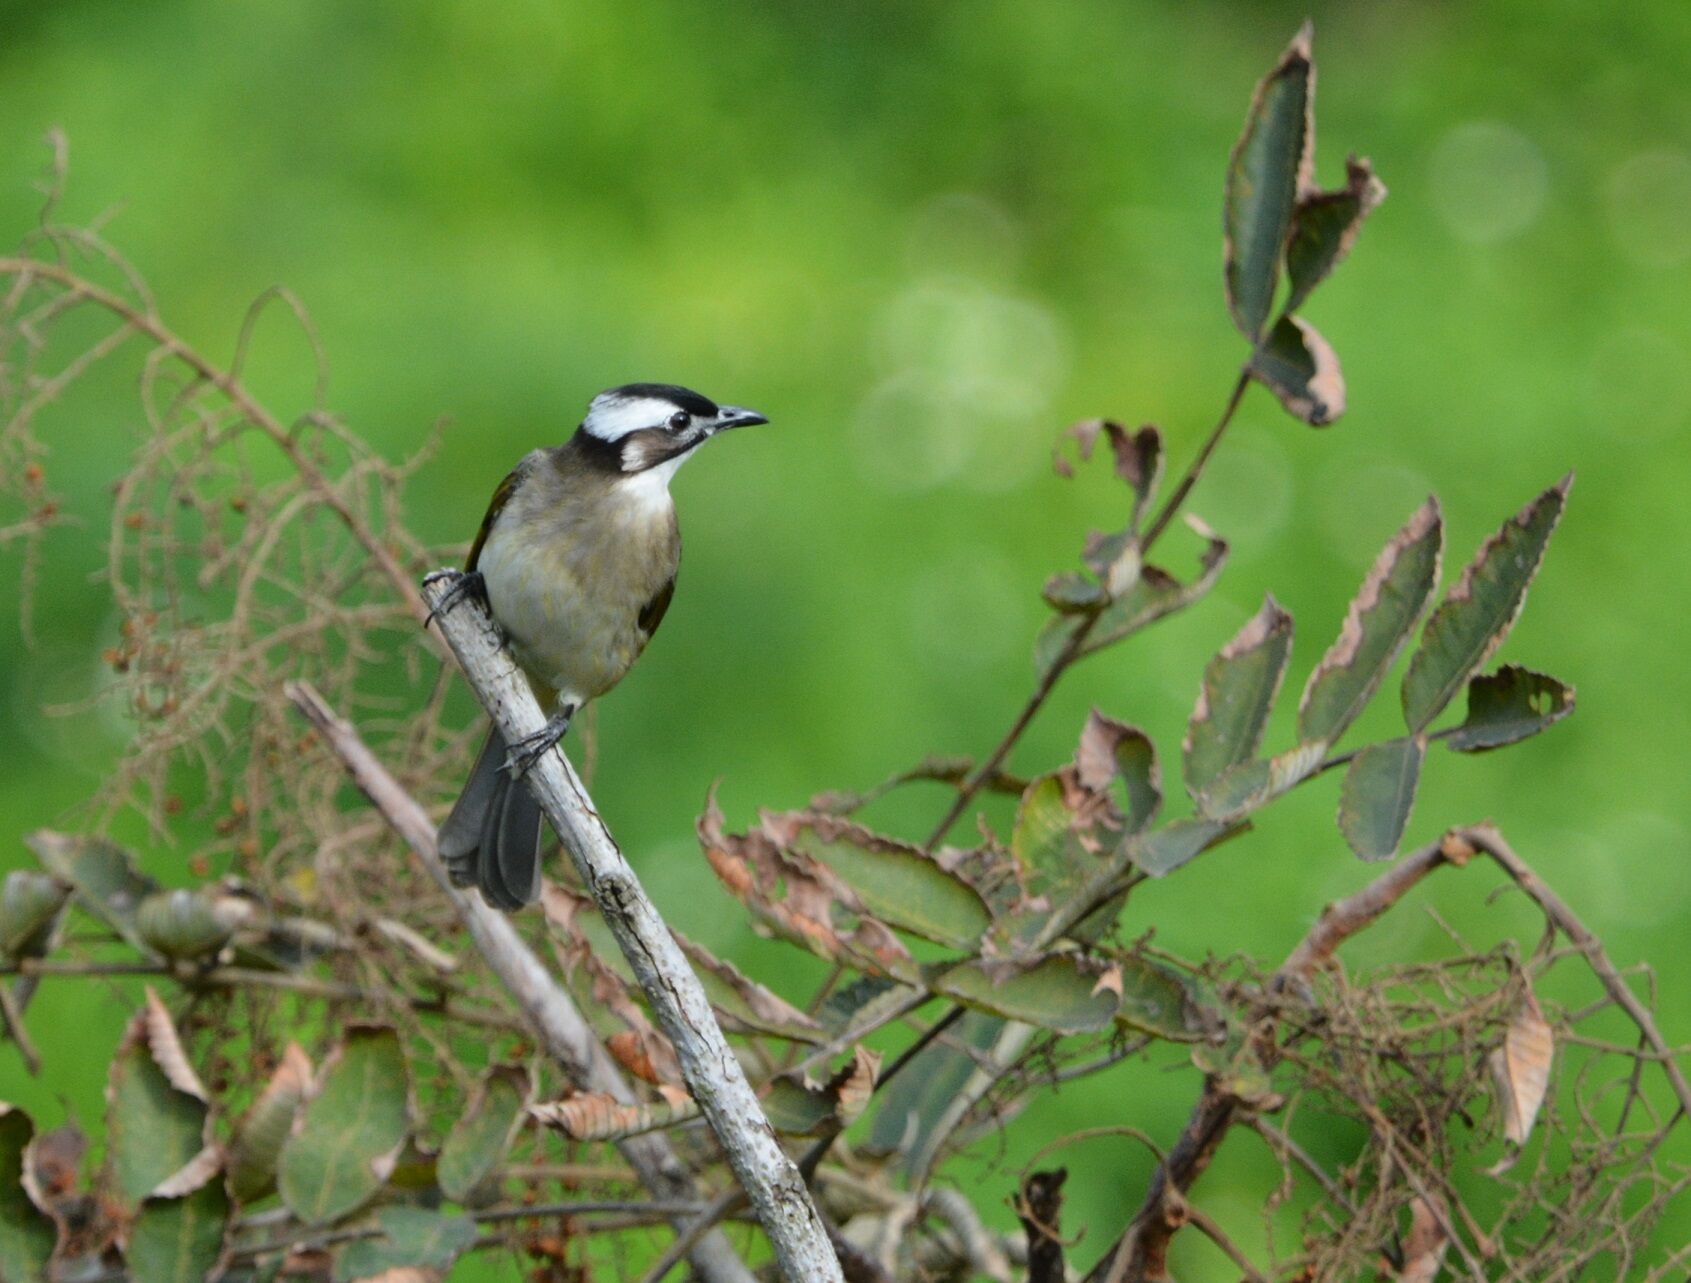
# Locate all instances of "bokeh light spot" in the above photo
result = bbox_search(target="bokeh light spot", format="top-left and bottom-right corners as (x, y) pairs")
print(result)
(1603, 149), (1691, 268)
(1429, 121), (1549, 244)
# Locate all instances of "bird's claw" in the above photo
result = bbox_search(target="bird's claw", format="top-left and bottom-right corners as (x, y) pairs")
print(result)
(425, 570), (488, 629)
(504, 708), (576, 777)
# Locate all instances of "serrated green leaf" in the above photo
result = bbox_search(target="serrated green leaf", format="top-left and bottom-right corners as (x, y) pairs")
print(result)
(278, 1026), (409, 1226)
(1249, 314), (1346, 425)
(1446, 666), (1575, 753)
(332, 1207), (476, 1283)
(1299, 498), (1443, 747)
(24, 831), (158, 952)
(437, 1065), (527, 1202)
(1196, 743), (1327, 823)
(1285, 156), (1387, 312)
(932, 952), (1194, 1039)
(1402, 477), (1572, 732)
(1185, 596), (1295, 798)
(1130, 818), (1230, 877)
(106, 999), (212, 1211)
(1225, 23), (1314, 340)
(127, 1181), (231, 1283)
(226, 1044), (312, 1204)
(785, 814), (993, 950)
(1339, 736), (1425, 861)
(0, 1106), (55, 1283)
(1036, 531), (1229, 677)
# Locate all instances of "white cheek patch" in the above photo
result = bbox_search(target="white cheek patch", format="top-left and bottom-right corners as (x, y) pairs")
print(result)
(583, 395), (679, 442)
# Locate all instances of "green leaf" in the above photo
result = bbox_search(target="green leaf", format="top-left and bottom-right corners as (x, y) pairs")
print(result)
(1196, 742), (1327, 824)
(1402, 477), (1572, 733)
(332, 1206), (477, 1283)
(931, 952), (1194, 1039)
(1077, 711), (1161, 835)
(24, 831), (158, 952)
(1248, 314), (1346, 425)
(1339, 736), (1425, 861)
(437, 1065), (528, 1202)
(1298, 497), (1444, 746)
(1042, 571), (1105, 613)
(1036, 529), (1229, 676)
(1130, 818), (1230, 877)
(0, 1106), (55, 1283)
(1185, 596), (1295, 799)
(761, 1046), (881, 1137)
(136, 889), (234, 963)
(1224, 23), (1314, 340)
(783, 814), (993, 950)
(870, 1012), (1006, 1158)
(106, 992), (213, 1211)
(226, 1044), (312, 1205)
(1010, 775), (1089, 902)
(278, 1026), (410, 1226)
(127, 1181), (231, 1283)
(0, 872), (68, 960)
(1446, 666), (1575, 753)
(1285, 156), (1388, 312)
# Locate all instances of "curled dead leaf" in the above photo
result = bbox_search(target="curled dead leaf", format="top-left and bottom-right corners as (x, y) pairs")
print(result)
(1489, 989), (1553, 1155)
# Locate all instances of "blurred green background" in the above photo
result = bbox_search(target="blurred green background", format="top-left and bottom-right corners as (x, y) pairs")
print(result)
(3, 0), (1689, 1276)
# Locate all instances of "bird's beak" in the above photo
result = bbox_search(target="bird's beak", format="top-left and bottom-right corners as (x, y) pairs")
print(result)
(713, 406), (769, 432)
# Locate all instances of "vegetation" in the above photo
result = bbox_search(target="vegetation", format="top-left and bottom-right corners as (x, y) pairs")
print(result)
(3, 13), (1688, 1283)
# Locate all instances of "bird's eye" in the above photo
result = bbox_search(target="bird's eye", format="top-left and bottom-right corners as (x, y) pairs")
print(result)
(667, 411), (691, 431)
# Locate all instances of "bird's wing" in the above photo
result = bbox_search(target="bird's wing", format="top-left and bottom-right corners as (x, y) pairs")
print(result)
(465, 467), (522, 572)
(637, 574), (676, 639)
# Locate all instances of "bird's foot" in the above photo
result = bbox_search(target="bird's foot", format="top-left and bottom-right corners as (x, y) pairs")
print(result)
(424, 569), (488, 628)
(505, 706), (576, 777)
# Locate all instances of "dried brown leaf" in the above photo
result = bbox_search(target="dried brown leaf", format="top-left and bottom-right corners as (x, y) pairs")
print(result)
(142, 986), (208, 1102)
(528, 1089), (699, 1143)
(1490, 989), (1553, 1147)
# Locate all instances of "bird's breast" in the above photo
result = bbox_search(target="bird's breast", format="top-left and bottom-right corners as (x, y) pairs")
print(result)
(476, 491), (679, 705)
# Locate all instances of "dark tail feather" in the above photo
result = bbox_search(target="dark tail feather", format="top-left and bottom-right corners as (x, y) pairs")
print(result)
(438, 726), (544, 910)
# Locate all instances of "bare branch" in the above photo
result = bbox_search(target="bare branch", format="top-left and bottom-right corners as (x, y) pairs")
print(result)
(416, 578), (842, 1282)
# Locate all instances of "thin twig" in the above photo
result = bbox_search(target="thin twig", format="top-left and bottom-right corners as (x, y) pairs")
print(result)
(926, 365), (1252, 847)
(638, 1186), (748, 1283)
(1455, 823), (1691, 1120)
(0, 982), (41, 1075)
(0, 957), (521, 1032)
(0, 257), (430, 626)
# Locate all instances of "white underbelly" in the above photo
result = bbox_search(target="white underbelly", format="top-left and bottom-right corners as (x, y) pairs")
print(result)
(476, 527), (649, 705)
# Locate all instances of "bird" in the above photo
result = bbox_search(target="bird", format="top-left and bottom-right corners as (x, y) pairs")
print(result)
(434, 383), (769, 910)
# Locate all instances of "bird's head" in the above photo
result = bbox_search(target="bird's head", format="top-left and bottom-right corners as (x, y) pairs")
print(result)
(577, 383), (768, 477)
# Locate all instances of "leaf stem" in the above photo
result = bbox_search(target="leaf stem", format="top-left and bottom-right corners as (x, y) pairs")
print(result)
(925, 366), (1253, 848)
